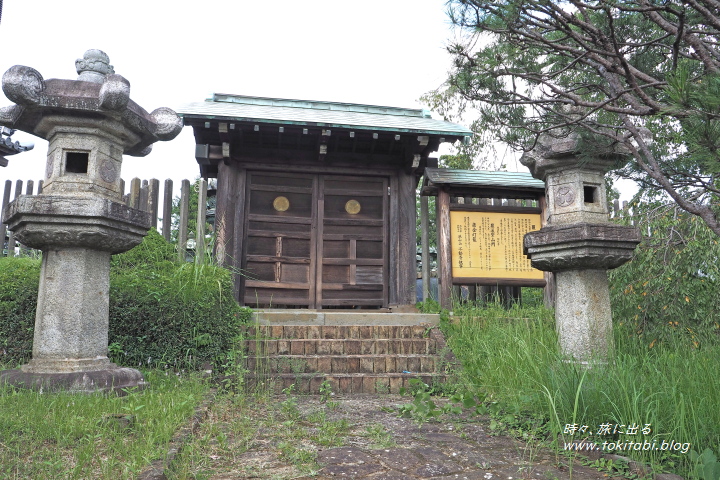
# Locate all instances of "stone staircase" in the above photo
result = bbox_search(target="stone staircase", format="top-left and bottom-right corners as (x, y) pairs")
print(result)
(239, 310), (455, 394)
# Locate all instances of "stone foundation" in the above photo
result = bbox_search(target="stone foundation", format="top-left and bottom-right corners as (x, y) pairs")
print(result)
(0, 367), (146, 394)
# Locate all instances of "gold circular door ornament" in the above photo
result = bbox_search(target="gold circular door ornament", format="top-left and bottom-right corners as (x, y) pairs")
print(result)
(345, 199), (361, 215)
(273, 196), (290, 212)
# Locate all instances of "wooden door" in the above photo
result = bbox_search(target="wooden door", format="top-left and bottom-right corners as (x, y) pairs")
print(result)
(243, 172), (316, 307)
(243, 172), (388, 308)
(317, 175), (388, 308)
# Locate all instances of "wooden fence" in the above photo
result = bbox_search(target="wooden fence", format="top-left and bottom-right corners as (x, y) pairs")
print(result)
(1, 178), (213, 261)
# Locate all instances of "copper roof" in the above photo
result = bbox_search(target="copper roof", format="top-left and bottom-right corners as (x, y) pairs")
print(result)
(178, 94), (473, 137)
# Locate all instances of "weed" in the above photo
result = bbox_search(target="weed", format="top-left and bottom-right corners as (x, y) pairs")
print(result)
(375, 380), (390, 394)
(319, 379), (333, 403)
(365, 423), (396, 449)
(691, 448), (720, 480)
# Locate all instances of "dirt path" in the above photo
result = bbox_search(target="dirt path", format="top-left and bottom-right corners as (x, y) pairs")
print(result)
(162, 393), (633, 480)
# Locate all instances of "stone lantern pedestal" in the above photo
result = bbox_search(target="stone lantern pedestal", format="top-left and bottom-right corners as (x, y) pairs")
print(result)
(0, 50), (182, 392)
(521, 133), (641, 362)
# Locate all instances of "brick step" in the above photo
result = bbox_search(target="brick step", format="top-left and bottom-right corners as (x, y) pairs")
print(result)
(241, 338), (438, 356)
(240, 324), (434, 340)
(252, 310), (440, 326)
(245, 354), (442, 374)
(244, 372), (448, 394)
(234, 325), (455, 395)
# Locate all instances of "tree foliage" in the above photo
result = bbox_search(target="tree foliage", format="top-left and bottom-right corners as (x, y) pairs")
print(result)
(610, 199), (720, 344)
(425, 0), (720, 235)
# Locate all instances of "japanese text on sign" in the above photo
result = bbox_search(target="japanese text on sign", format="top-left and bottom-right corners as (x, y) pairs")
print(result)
(449, 211), (544, 280)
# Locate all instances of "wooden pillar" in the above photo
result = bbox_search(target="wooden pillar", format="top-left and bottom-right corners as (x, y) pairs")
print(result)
(232, 167), (248, 303)
(128, 178), (141, 210)
(420, 194), (431, 302)
(139, 179), (149, 212)
(398, 171), (417, 306)
(437, 188), (452, 310)
(214, 164), (231, 266)
(389, 175), (399, 305)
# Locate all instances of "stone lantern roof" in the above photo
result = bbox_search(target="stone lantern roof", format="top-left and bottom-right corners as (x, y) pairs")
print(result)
(0, 49), (182, 157)
(0, 127), (34, 167)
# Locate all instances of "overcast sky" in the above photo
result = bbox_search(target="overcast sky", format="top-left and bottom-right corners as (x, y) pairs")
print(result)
(0, 1), (636, 202)
(0, 0), (477, 192)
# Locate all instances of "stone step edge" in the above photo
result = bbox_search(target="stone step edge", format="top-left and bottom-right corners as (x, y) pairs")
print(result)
(241, 372), (449, 394)
(244, 353), (441, 360)
(240, 324), (438, 340)
(244, 354), (445, 374)
(252, 313), (441, 326)
(242, 339), (439, 356)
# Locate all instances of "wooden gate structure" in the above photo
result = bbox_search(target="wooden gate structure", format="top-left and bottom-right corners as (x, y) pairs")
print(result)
(179, 94), (471, 309)
(420, 168), (552, 309)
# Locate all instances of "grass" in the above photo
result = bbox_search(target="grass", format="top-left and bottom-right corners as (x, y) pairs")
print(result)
(440, 301), (720, 479)
(0, 370), (208, 480)
(167, 386), (355, 479)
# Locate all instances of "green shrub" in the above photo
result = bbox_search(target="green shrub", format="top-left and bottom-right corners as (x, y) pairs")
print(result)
(609, 202), (720, 346)
(0, 257), (41, 365)
(0, 229), (251, 369)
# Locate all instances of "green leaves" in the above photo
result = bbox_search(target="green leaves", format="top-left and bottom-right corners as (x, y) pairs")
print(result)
(433, 0), (720, 237)
(610, 202), (720, 344)
(691, 448), (720, 480)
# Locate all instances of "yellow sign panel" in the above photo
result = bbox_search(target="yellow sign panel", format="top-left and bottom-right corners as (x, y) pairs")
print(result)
(450, 211), (544, 280)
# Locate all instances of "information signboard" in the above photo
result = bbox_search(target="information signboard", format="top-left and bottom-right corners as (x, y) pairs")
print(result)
(449, 211), (544, 280)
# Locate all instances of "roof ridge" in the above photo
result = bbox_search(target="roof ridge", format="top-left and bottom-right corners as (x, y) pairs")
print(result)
(210, 93), (430, 118)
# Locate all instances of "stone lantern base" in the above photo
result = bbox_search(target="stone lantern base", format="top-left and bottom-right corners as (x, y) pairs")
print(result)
(524, 222), (641, 362)
(0, 366), (146, 394)
(1, 195), (151, 394)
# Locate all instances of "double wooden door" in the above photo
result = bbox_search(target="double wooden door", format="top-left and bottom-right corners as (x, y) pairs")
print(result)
(243, 172), (388, 308)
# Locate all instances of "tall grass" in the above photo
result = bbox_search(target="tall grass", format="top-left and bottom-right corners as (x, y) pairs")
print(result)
(442, 302), (720, 477)
(0, 371), (208, 480)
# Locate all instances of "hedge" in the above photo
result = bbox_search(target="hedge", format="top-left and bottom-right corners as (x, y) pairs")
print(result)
(0, 229), (251, 369)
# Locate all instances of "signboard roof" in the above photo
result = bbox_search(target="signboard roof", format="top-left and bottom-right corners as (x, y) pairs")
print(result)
(425, 168), (545, 191)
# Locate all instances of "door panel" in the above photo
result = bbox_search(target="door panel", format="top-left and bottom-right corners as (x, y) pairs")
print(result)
(317, 175), (388, 307)
(244, 172), (388, 308)
(244, 172), (316, 307)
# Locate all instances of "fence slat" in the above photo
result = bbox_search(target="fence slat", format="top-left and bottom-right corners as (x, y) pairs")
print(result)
(139, 180), (149, 212)
(147, 179), (160, 229)
(195, 179), (208, 263)
(178, 180), (190, 262)
(1, 180), (11, 254)
(162, 179), (173, 241)
(6, 181), (23, 256)
(129, 178), (141, 210)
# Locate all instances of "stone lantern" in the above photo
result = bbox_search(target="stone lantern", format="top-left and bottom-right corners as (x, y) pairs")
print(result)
(521, 131), (641, 362)
(0, 50), (182, 392)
